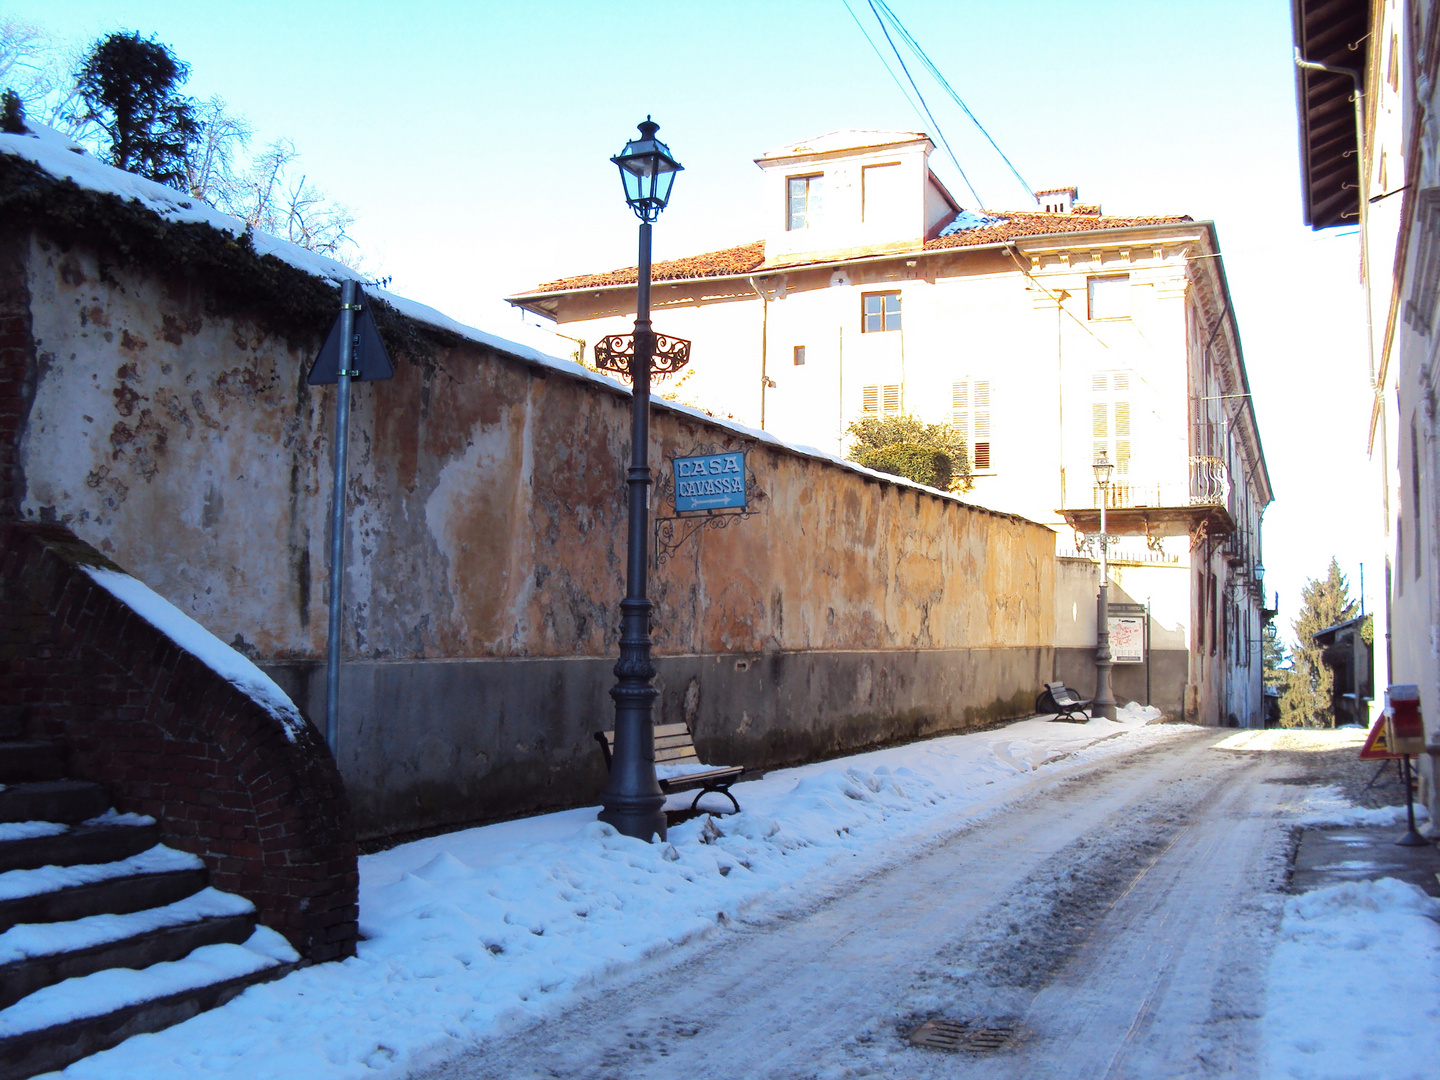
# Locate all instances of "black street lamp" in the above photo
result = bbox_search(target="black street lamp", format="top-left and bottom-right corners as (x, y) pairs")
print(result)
(1092, 451), (1118, 721)
(595, 119), (687, 842)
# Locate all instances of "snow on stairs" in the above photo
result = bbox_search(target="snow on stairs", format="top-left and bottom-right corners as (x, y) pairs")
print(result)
(0, 723), (300, 1079)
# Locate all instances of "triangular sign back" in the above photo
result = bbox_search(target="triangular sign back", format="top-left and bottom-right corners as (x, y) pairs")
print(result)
(308, 294), (394, 385)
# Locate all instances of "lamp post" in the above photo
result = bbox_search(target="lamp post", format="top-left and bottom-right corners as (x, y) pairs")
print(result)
(1092, 451), (1118, 721)
(596, 118), (685, 842)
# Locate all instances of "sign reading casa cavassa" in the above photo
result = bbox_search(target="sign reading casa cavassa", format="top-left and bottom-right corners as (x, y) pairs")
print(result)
(673, 451), (746, 512)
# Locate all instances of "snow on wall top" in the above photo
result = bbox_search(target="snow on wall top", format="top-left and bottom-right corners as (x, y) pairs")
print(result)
(82, 566), (307, 740)
(0, 123), (1039, 525)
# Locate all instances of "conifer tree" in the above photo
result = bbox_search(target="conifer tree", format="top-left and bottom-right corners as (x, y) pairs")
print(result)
(0, 88), (24, 134)
(73, 31), (198, 187)
(1279, 558), (1357, 728)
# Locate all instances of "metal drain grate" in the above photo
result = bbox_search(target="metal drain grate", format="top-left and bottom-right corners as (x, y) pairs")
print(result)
(908, 1017), (1016, 1053)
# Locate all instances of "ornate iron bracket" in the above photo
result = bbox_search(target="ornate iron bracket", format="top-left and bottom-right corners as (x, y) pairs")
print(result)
(652, 441), (764, 566)
(594, 331), (692, 382)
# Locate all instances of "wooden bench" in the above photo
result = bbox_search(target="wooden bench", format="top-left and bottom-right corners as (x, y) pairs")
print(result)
(1036, 681), (1092, 722)
(594, 723), (745, 814)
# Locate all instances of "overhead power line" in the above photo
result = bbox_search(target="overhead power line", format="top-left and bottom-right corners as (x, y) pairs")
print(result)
(843, 0), (1036, 208)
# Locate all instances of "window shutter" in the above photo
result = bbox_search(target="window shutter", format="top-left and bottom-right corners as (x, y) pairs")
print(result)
(973, 379), (992, 470)
(862, 385), (878, 414)
(883, 384), (901, 413)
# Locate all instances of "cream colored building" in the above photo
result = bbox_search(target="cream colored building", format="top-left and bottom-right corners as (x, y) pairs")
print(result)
(510, 130), (1273, 725)
(1292, 0), (1440, 803)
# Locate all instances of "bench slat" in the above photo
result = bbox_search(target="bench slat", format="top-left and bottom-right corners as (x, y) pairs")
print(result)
(655, 748), (699, 763)
(654, 722), (691, 737)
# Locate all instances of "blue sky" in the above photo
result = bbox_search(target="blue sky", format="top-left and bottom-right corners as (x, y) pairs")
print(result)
(5, 0), (1377, 642)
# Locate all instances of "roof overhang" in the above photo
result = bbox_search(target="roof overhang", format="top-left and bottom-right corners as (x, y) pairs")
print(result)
(1291, 0), (1370, 229)
(506, 219), (1212, 319)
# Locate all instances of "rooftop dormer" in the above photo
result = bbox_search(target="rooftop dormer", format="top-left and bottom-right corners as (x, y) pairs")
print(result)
(1035, 186), (1079, 214)
(753, 130), (959, 267)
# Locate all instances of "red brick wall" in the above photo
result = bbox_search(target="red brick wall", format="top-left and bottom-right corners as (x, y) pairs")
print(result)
(0, 522), (357, 961)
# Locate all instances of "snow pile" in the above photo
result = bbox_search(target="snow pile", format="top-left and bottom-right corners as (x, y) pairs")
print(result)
(1263, 878), (1440, 1079)
(45, 717), (1189, 1080)
(1116, 701), (1163, 724)
(1297, 786), (1429, 827)
(82, 567), (306, 739)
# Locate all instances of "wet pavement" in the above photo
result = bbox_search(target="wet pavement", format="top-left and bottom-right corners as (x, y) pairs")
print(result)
(1291, 821), (1440, 896)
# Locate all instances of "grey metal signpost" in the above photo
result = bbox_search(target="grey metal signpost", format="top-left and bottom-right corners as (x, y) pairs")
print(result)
(308, 280), (393, 755)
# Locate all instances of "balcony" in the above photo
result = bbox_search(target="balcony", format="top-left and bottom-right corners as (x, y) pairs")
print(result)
(1058, 456), (1235, 547)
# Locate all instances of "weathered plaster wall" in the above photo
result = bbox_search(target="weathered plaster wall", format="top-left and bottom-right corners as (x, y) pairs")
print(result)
(13, 232), (1055, 839)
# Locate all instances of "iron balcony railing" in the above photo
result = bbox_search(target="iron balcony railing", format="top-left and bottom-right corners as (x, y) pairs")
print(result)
(1086, 456), (1231, 510)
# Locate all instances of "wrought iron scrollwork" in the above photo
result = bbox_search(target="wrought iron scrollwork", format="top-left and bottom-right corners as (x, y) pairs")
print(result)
(593, 331), (692, 382)
(652, 441), (764, 566)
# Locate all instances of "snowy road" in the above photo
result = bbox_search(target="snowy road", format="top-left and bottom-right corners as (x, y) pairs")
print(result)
(421, 728), (1297, 1080)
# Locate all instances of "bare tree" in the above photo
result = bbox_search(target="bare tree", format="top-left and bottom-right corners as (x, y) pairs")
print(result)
(185, 95), (252, 206)
(0, 18), (88, 136)
(234, 139), (356, 261)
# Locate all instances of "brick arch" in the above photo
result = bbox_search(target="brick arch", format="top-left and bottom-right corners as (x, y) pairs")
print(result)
(0, 522), (357, 960)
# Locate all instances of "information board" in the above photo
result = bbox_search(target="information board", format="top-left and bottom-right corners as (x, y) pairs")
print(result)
(1109, 616), (1145, 663)
(674, 451), (746, 512)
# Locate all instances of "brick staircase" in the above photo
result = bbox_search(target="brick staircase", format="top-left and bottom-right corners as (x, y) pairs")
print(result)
(0, 708), (299, 1079)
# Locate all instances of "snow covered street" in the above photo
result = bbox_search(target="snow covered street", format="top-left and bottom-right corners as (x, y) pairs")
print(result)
(30, 718), (1440, 1080)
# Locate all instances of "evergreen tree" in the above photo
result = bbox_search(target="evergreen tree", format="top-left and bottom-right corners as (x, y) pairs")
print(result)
(0, 88), (24, 134)
(73, 31), (198, 186)
(1279, 558), (1357, 728)
(845, 413), (973, 492)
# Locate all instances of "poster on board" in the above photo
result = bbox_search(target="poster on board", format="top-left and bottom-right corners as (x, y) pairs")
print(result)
(1109, 616), (1145, 663)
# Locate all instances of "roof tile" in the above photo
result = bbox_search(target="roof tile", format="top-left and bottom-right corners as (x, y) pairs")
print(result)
(521, 210), (1192, 295)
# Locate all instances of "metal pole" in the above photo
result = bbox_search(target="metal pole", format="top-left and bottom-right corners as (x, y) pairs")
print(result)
(598, 220), (667, 842)
(324, 279), (358, 755)
(1094, 490), (1117, 720)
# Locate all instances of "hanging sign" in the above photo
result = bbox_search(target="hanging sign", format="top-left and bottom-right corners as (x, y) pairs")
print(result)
(674, 451), (746, 512)
(1109, 616), (1145, 663)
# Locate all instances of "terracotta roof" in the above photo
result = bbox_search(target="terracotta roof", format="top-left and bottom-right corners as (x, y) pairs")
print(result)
(924, 208), (1192, 250)
(521, 210), (1193, 295)
(530, 241), (766, 293)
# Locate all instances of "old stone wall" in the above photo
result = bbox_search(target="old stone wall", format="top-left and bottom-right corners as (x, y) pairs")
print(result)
(10, 230), (1056, 840)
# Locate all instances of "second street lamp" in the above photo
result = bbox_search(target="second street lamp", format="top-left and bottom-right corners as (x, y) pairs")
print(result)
(1092, 451), (1118, 721)
(595, 118), (688, 842)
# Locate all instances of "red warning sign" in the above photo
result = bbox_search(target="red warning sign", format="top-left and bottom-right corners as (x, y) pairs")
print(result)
(1359, 716), (1402, 760)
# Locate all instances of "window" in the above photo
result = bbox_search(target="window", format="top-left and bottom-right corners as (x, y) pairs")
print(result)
(1092, 371), (1132, 494)
(1412, 416), (1423, 580)
(862, 291), (901, 332)
(952, 378), (993, 471)
(1087, 274), (1130, 320)
(788, 174), (822, 231)
(861, 384), (902, 415)
(793, 345), (806, 366)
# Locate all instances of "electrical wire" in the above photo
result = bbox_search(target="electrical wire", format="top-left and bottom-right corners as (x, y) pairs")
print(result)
(869, 0), (1035, 203)
(861, 0), (983, 206)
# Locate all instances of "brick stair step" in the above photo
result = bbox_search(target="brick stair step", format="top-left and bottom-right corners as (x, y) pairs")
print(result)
(0, 906), (258, 1011)
(0, 868), (207, 934)
(0, 823), (160, 875)
(0, 952), (297, 1080)
(0, 744), (64, 785)
(0, 783), (108, 826)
